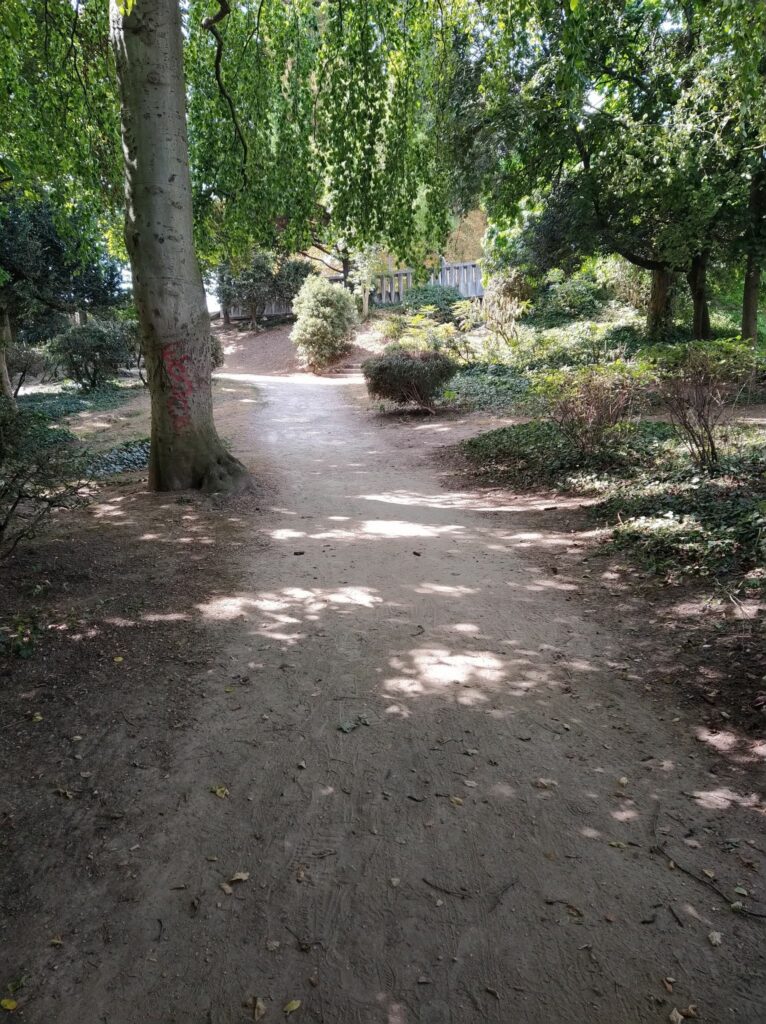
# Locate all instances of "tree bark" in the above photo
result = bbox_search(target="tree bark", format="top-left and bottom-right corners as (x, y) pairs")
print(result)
(646, 267), (675, 337)
(686, 252), (711, 340)
(0, 308), (16, 407)
(109, 0), (246, 491)
(742, 255), (761, 345)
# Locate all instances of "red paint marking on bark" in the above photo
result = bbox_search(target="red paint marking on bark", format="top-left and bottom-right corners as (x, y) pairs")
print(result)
(162, 341), (194, 429)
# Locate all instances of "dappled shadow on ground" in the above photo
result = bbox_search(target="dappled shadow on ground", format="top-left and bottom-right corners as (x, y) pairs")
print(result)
(3, 358), (766, 1023)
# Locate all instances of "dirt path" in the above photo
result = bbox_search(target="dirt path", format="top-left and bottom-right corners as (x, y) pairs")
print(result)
(2, 333), (766, 1023)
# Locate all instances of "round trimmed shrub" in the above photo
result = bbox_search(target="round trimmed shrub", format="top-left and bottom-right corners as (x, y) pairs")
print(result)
(362, 347), (457, 408)
(402, 284), (463, 322)
(291, 276), (358, 370)
(49, 320), (132, 390)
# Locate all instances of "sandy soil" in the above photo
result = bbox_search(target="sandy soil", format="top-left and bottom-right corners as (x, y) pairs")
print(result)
(1, 325), (765, 1024)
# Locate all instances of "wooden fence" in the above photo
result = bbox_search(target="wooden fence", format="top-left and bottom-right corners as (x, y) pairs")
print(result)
(373, 261), (484, 305)
(223, 260), (483, 320)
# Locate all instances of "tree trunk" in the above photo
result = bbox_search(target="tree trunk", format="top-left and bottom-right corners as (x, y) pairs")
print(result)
(222, 305), (231, 326)
(646, 267), (675, 337)
(341, 253), (351, 285)
(109, 0), (246, 492)
(742, 160), (766, 344)
(686, 252), (711, 340)
(0, 308), (16, 407)
(742, 254), (761, 345)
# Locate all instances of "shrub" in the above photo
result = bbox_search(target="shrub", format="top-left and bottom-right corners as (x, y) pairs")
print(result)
(533, 362), (652, 457)
(362, 347), (457, 408)
(291, 276), (357, 369)
(0, 400), (88, 558)
(643, 339), (757, 470)
(6, 343), (50, 395)
(272, 258), (316, 307)
(49, 320), (133, 390)
(483, 271), (533, 345)
(403, 284), (463, 322)
(535, 272), (604, 324)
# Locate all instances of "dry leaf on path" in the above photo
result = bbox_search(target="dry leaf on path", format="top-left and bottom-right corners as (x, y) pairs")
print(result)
(254, 997), (267, 1020)
(219, 882), (233, 895)
(0, 999), (18, 1011)
(210, 785), (229, 799)
(708, 931), (722, 947)
(229, 871), (250, 883)
(283, 999), (301, 1015)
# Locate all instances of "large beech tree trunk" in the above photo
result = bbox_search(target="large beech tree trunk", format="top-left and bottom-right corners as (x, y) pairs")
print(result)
(646, 267), (675, 337)
(109, 0), (246, 491)
(686, 252), (712, 340)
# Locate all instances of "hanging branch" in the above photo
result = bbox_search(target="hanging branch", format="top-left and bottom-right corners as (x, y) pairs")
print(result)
(202, 0), (249, 186)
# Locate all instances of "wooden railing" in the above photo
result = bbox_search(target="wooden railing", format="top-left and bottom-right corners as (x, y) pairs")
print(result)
(223, 260), (484, 320)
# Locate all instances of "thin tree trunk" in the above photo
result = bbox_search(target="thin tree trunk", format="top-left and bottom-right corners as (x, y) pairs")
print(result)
(222, 305), (231, 326)
(109, 0), (246, 492)
(686, 253), (711, 340)
(742, 160), (766, 344)
(742, 255), (761, 345)
(1, 309), (16, 407)
(646, 267), (675, 337)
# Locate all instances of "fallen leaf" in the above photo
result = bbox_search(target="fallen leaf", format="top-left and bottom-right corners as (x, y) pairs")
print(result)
(680, 1007), (698, 1019)
(463, 780), (478, 788)
(734, 885), (749, 896)
(618, 776), (628, 787)
(702, 869), (715, 879)
(219, 882), (233, 895)
(31, 712), (43, 723)
(49, 936), (63, 946)
(337, 721), (356, 734)
(54, 787), (74, 800)
(283, 999), (301, 1015)
(389, 877), (400, 888)
(297, 761), (306, 770)
(254, 997), (267, 1021)
(449, 796), (463, 807)
(708, 931), (722, 947)
(229, 871), (250, 883)
(266, 939), (280, 952)
(113, 656), (124, 663)
(296, 865), (307, 883)
(662, 978), (674, 993)
(669, 1010), (684, 1024)
(210, 785), (229, 799)
(0, 999), (17, 1012)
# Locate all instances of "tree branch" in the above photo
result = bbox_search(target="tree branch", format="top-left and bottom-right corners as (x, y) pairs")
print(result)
(202, 1), (248, 187)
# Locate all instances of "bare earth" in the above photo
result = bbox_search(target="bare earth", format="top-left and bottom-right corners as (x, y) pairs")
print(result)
(1, 325), (765, 1024)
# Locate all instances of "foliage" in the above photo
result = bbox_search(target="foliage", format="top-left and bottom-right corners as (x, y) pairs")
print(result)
(89, 438), (150, 478)
(533, 273), (605, 326)
(291, 276), (357, 370)
(462, 419), (673, 489)
(6, 344), (50, 396)
(362, 347), (457, 408)
(402, 285), (463, 322)
(533, 362), (653, 457)
(603, 432), (766, 587)
(49, 321), (132, 390)
(0, 399), (87, 559)
(17, 384), (140, 423)
(483, 271), (532, 344)
(447, 363), (530, 411)
(380, 310), (473, 362)
(272, 259), (316, 308)
(643, 339), (758, 470)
